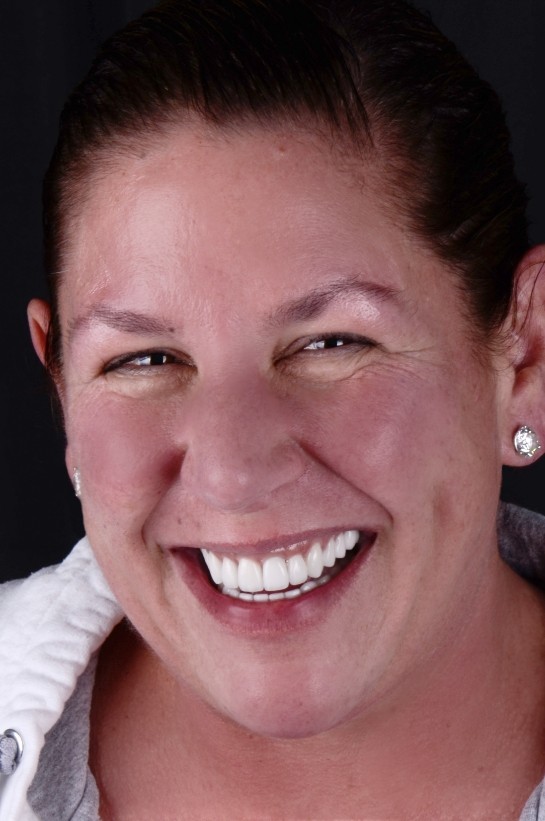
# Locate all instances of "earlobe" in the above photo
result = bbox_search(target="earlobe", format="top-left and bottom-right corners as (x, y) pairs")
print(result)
(500, 245), (545, 466)
(27, 299), (51, 366)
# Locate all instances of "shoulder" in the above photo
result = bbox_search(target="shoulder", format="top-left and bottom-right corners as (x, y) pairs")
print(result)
(0, 536), (122, 710)
(521, 779), (545, 820)
(0, 539), (122, 821)
(499, 503), (545, 586)
(0, 537), (122, 649)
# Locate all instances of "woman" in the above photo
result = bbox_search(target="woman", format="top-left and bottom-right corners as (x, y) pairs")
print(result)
(2, 0), (545, 817)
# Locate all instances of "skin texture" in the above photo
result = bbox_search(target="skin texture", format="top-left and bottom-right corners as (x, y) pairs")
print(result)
(28, 125), (545, 818)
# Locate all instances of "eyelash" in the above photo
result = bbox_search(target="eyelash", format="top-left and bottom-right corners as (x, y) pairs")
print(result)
(103, 333), (376, 374)
(103, 349), (187, 373)
(299, 333), (375, 353)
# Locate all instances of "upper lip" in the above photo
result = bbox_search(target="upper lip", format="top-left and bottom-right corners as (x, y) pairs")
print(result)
(166, 526), (375, 558)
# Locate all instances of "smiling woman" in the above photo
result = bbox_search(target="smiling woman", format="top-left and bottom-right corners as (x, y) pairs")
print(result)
(2, 1), (545, 819)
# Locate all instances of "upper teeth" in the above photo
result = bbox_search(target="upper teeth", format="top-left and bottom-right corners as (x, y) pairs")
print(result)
(200, 530), (359, 594)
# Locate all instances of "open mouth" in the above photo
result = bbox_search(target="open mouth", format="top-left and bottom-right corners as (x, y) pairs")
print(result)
(199, 529), (365, 603)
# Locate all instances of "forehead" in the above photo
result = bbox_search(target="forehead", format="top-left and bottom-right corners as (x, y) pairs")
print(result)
(74, 124), (373, 237)
(60, 124), (442, 325)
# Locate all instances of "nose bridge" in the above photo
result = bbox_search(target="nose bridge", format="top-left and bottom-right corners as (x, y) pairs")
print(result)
(179, 373), (306, 512)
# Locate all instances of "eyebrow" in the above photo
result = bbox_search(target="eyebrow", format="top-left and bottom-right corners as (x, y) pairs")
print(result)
(268, 275), (401, 326)
(67, 276), (400, 345)
(67, 306), (175, 345)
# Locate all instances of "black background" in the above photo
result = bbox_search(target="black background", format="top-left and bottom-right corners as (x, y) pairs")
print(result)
(1, 0), (544, 581)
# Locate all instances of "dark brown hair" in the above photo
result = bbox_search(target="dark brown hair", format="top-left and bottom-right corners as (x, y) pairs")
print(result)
(44, 0), (528, 374)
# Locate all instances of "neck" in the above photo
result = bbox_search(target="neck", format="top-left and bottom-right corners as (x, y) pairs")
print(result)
(92, 559), (545, 820)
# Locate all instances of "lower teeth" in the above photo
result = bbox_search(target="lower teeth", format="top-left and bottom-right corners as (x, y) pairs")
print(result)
(220, 570), (333, 602)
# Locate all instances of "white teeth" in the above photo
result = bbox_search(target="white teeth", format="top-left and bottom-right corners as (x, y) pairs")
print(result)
(306, 542), (324, 579)
(345, 530), (359, 550)
(262, 556), (290, 591)
(253, 593), (269, 602)
(334, 534), (346, 559)
(300, 579), (319, 594)
(322, 536), (336, 567)
(203, 550), (223, 585)
(287, 554), (308, 586)
(222, 557), (238, 589)
(200, 529), (362, 601)
(219, 575), (331, 602)
(238, 557), (263, 593)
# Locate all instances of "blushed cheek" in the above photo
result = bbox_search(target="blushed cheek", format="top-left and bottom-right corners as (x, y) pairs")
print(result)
(70, 397), (180, 521)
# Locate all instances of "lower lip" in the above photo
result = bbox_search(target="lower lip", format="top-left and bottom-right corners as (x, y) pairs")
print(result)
(169, 535), (376, 636)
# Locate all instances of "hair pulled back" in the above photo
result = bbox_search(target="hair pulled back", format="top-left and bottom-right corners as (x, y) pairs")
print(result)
(44, 0), (528, 373)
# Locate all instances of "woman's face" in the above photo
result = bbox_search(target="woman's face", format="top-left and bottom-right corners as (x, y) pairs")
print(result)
(53, 125), (511, 737)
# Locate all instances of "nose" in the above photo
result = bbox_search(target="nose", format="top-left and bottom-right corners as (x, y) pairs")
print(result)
(177, 376), (307, 512)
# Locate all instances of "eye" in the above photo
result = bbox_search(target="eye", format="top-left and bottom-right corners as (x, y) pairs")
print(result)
(300, 333), (376, 352)
(104, 349), (189, 374)
(124, 352), (174, 367)
(276, 332), (378, 383)
(302, 334), (371, 351)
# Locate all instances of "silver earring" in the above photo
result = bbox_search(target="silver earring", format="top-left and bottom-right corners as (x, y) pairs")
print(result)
(73, 468), (82, 499)
(513, 426), (541, 459)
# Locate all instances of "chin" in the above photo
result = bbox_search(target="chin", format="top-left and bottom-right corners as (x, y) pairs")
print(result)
(225, 706), (351, 740)
(209, 671), (359, 739)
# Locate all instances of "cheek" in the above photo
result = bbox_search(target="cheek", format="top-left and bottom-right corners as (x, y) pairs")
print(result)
(70, 395), (178, 517)
(303, 364), (497, 507)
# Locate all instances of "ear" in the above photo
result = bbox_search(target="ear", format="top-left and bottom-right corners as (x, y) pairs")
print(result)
(29, 299), (74, 478)
(28, 296), (66, 413)
(65, 445), (75, 484)
(27, 298), (51, 366)
(500, 245), (545, 466)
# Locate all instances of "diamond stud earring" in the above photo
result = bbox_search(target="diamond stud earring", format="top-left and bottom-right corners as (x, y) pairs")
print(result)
(513, 426), (541, 459)
(73, 468), (82, 499)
